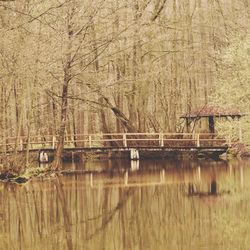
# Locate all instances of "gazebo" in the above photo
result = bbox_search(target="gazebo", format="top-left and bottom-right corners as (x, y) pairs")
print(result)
(180, 105), (244, 141)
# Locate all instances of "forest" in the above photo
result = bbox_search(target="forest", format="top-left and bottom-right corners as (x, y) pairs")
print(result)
(0, 0), (249, 168)
(1, 2), (250, 250)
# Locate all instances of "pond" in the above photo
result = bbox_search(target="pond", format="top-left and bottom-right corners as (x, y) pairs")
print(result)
(0, 159), (250, 250)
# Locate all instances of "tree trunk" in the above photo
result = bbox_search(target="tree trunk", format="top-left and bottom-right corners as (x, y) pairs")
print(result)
(52, 3), (74, 170)
(52, 74), (70, 170)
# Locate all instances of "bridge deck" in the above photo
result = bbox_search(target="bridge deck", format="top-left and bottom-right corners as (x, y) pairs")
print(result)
(0, 133), (231, 155)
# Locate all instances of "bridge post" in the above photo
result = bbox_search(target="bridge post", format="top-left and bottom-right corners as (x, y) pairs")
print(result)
(159, 133), (164, 147)
(52, 136), (56, 149)
(89, 135), (92, 148)
(196, 134), (200, 147)
(123, 134), (127, 147)
(19, 139), (23, 151)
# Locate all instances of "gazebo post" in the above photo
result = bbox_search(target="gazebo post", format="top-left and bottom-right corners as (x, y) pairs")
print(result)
(186, 118), (190, 133)
(238, 117), (243, 142)
(208, 116), (215, 134)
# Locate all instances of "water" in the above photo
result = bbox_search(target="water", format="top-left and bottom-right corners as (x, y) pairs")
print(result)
(0, 159), (250, 250)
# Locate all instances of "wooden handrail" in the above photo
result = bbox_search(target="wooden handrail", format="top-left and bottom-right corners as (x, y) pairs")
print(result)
(0, 133), (233, 152)
(0, 132), (220, 140)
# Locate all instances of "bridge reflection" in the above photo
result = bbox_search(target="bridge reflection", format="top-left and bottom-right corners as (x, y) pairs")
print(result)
(0, 159), (249, 250)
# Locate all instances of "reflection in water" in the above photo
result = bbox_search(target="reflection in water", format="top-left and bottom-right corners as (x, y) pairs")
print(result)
(210, 180), (217, 195)
(53, 177), (73, 250)
(240, 166), (244, 189)
(90, 173), (93, 188)
(1, 160), (250, 250)
(197, 166), (201, 181)
(124, 170), (128, 186)
(160, 169), (165, 183)
(130, 160), (139, 171)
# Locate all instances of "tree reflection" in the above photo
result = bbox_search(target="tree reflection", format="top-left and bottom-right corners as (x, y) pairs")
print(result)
(53, 176), (73, 250)
(0, 160), (250, 249)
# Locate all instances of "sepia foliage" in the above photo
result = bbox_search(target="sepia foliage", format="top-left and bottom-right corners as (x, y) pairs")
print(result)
(0, 0), (249, 164)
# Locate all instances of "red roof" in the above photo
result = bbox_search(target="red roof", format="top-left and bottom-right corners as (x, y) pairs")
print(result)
(180, 105), (243, 118)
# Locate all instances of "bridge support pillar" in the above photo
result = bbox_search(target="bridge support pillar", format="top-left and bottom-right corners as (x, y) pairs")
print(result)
(130, 149), (139, 160)
(39, 151), (49, 163)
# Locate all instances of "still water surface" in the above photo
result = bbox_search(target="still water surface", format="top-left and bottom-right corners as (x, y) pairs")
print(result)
(0, 159), (250, 250)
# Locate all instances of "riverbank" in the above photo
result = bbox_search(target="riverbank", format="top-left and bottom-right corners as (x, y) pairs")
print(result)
(0, 145), (249, 184)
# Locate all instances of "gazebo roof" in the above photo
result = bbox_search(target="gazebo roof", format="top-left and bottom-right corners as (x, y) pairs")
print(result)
(180, 105), (243, 119)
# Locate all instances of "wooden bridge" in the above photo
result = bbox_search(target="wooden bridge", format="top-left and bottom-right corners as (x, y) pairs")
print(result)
(0, 133), (231, 159)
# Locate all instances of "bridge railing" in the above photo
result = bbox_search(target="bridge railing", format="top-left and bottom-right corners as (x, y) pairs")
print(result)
(0, 133), (231, 152)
